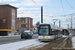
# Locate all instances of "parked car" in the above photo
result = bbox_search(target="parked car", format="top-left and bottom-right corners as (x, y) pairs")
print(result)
(21, 30), (33, 39)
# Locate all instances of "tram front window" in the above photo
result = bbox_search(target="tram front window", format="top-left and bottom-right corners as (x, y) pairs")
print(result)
(39, 26), (49, 36)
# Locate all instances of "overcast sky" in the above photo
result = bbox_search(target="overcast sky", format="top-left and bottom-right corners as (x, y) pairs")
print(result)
(0, 0), (75, 29)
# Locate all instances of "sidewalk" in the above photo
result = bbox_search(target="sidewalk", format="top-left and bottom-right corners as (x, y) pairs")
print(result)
(0, 35), (21, 38)
(0, 38), (40, 50)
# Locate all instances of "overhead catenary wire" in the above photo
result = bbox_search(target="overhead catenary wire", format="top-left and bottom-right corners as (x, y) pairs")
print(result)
(32, 0), (75, 17)
(32, 0), (40, 7)
(32, 0), (67, 17)
(65, 0), (75, 10)
(31, 0), (53, 17)
(60, 0), (66, 16)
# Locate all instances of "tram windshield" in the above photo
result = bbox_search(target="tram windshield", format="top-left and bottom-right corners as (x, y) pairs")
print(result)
(39, 26), (49, 36)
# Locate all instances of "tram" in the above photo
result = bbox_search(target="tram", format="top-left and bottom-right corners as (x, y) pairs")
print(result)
(38, 23), (62, 41)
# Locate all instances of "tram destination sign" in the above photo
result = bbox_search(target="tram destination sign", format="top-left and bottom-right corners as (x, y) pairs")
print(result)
(40, 26), (48, 28)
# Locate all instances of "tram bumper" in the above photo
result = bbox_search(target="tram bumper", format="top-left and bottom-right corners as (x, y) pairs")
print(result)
(38, 39), (52, 41)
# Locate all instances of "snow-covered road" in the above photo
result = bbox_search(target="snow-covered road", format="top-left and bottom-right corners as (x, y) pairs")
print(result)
(0, 34), (41, 50)
(0, 38), (42, 50)
(1, 34), (75, 50)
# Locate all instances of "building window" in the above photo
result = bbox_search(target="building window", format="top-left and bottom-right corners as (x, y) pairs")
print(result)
(19, 22), (21, 24)
(17, 26), (18, 27)
(19, 18), (21, 20)
(26, 18), (27, 23)
(19, 26), (21, 27)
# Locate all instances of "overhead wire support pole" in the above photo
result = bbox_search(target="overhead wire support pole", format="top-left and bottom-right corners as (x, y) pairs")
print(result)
(41, 6), (43, 23)
(71, 15), (73, 30)
(53, 19), (58, 39)
(67, 24), (69, 29)
(59, 20), (61, 28)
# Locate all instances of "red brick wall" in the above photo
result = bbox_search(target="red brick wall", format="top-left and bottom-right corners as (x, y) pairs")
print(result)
(30, 18), (33, 31)
(17, 18), (33, 31)
(0, 5), (17, 30)
(21, 18), (25, 27)
(17, 18), (21, 27)
(27, 18), (29, 30)
(0, 6), (11, 29)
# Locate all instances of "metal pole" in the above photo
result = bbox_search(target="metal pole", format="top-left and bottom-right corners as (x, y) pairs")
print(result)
(54, 22), (56, 39)
(59, 20), (61, 28)
(71, 16), (72, 33)
(53, 19), (58, 39)
(41, 6), (43, 23)
(71, 16), (72, 30)
(67, 24), (69, 29)
(54, 22), (55, 31)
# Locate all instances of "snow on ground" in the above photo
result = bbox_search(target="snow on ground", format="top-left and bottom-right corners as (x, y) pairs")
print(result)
(63, 35), (67, 37)
(0, 38), (43, 50)
(63, 35), (70, 37)
(0, 34), (38, 38)
(0, 35), (20, 37)
(63, 34), (73, 37)
(33, 34), (38, 36)
(72, 37), (75, 48)
(69, 33), (73, 36)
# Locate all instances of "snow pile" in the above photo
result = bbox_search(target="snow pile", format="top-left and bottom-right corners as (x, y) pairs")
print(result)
(0, 38), (41, 50)
(72, 37), (75, 48)
(69, 33), (73, 36)
(63, 35), (68, 37)
(33, 34), (38, 36)
(63, 35), (72, 37)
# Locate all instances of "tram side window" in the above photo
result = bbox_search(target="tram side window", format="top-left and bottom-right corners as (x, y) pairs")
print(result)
(52, 31), (55, 35)
(50, 28), (52, 35)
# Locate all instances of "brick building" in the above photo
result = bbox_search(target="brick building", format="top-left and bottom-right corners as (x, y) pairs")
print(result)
(0, 4), (17, 36)
(17, 17), (33, 33)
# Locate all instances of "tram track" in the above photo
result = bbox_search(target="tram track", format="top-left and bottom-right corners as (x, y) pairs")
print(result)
(34, 37), (72, 50)
(20, 37), (67, 50)
(40, 37), (67, 50)
(20, 37), (73, 50)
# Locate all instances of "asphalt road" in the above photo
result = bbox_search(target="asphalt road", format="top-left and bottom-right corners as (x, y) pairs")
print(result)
(0, 35), (38, 45)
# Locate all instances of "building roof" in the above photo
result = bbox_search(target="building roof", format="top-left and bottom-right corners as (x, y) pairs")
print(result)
(17, 17), (33, 19)
(0, 4), (17, 9)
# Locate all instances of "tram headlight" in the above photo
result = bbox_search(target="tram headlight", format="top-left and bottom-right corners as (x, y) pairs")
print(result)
(39, 37), (41, 38)
(47, 37), (49, 38)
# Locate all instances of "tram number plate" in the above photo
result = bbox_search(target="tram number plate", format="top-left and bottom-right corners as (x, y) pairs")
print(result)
(43, 36), (45, 39)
